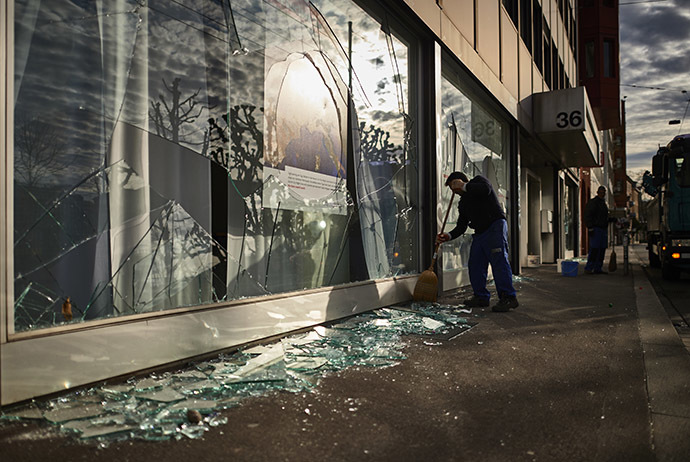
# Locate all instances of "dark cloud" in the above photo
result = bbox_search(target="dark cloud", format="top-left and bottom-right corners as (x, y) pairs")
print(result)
(620, 3), (690, 46)
(647, 55), (690, 76)
(620, 3), (690, 171)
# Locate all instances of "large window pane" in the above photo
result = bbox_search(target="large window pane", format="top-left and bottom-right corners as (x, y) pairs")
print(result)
(13, 0), (418, 332)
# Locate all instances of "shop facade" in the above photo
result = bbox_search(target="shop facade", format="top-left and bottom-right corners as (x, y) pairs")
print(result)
(1, 0), (595, 405)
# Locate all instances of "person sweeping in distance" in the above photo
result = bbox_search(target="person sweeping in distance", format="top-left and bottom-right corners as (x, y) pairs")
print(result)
(436, 171), (519, 312)
(583, 185), (611, 274)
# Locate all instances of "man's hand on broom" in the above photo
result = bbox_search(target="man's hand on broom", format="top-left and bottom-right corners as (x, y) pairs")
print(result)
(436, 232), (451, 244)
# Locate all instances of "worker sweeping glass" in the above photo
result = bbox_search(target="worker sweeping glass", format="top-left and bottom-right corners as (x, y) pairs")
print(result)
(436, 171), (519, 312)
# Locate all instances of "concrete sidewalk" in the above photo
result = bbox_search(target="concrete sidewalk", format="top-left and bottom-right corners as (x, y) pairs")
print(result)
(1, 246), (690, 461)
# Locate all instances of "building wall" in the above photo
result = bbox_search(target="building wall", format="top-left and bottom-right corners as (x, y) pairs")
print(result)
(406, 0), (579, 130)
(578, 0), (621, 129)
(576, 0), (624, 259)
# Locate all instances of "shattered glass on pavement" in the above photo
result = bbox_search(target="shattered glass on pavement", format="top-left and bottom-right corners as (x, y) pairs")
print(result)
(1, 304), (476, 445)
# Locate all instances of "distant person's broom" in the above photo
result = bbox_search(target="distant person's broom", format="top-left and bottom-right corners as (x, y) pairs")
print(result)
(413, 194), (455, 302)
(608, 232), (617, 272)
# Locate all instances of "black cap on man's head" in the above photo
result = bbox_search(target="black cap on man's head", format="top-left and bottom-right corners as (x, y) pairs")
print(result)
(445, 171), (469, 186)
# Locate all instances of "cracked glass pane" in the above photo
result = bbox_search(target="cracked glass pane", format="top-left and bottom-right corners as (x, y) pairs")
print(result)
(1, 306), (476, 443)
(13, 0), (418, 331)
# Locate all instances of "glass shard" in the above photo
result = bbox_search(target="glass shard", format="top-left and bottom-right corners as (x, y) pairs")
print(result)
(1, 405), (44, 420)
(134, 389), (185, 403)
(168, 399), (218, 412)
(44, 404), (105, 424)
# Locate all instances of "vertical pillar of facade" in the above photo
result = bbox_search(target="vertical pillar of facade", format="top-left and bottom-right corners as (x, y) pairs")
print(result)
(511, 125), (521, 273)
(1, 0), (14, 346)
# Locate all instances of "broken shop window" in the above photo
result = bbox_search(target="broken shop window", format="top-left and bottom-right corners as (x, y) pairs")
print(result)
(13, 0), (418, 331)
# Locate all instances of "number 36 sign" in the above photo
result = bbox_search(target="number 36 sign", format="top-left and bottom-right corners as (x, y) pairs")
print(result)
(534, 87), (591, 134)
(555, 110), (582, 129)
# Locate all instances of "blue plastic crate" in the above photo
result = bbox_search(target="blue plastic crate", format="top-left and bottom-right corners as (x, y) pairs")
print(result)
(561, 260), (578, 277)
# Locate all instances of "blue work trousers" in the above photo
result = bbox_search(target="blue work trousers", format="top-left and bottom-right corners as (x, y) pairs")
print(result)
(469, 219), (516, 301)
(585, 227), (607, 272)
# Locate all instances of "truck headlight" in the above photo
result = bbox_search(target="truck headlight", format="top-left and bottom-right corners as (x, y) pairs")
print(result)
(671, 239), (690, 247)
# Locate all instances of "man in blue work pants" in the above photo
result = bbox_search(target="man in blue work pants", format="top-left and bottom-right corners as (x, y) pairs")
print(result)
(468, 218), (517, 305)
(437, 172), (518, 312)
(583, 185), (610, 274)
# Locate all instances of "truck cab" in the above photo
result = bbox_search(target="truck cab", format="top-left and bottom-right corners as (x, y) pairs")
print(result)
(646, 134), (690, 280)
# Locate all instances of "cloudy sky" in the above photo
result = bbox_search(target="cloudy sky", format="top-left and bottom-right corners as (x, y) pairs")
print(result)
(619, 0), (690, 179)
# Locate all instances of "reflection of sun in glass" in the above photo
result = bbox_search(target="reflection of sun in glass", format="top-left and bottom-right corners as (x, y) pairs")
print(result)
(285, 58), (332, 108)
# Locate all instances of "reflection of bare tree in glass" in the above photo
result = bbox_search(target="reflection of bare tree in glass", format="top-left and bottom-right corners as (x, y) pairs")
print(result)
(149, 77), (208, 149)
(359, 122), (403, 163)
(207, 104), (264, 232)
(14, 115), (66, 187)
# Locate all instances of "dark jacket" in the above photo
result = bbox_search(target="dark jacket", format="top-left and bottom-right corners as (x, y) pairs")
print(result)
(584, 196), (609, 229)
(448, 175), (506, 239)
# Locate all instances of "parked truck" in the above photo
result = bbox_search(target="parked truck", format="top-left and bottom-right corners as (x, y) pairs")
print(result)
(641, 133), (690, 280)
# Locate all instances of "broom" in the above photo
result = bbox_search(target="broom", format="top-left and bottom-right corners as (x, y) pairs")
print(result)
(608, 230), (617, 272)
(413, 194), (455, 302)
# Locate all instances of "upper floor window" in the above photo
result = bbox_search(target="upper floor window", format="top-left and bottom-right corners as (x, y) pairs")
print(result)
(552, 43), (560, 89)
(585, 41), (595, 78)
(503, 0), (518, 28)
(544, 31), (552, 88)
(520, 0), (533, 51)
(603, 39), (616, 78)
(570, 16), (577, 55)
(532, 0), (543, 71)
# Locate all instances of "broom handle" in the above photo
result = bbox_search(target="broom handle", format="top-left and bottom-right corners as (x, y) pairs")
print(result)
(428, 193), (455, 270)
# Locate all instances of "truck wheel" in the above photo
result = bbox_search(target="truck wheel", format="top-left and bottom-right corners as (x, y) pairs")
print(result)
(661, 261), (681, 281)
(648, 247), (661, 268)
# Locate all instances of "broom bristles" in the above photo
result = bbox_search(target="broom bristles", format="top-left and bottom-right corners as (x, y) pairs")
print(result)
(608, 249), (617, 272)
(413, 195), (454, 303)
(413, 268), (438, 302)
